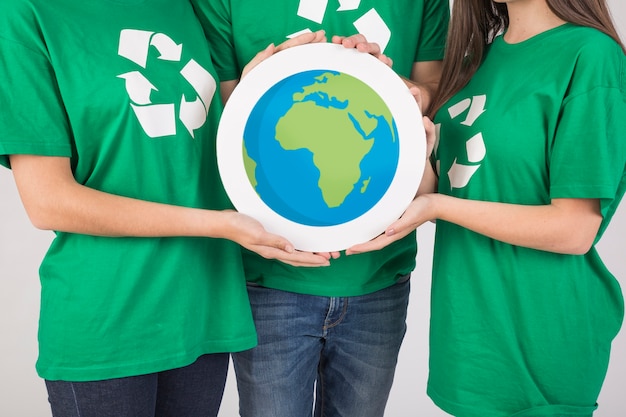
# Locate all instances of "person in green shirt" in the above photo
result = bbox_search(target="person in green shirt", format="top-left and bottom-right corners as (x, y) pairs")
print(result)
(191, 1), (449, 416)
(348, 0), (626, 416)
(0, 1), (330, 416)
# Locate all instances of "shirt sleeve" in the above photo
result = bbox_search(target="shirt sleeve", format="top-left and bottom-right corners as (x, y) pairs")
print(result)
(0, 34), (72, 169)
(414, 0), (449, 63)
(549, 46), (626, 238)
(191, 0), (240, 82)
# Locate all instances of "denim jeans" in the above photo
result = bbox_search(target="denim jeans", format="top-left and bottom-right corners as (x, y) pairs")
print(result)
(233, 277), (410, 417)
(45, 353), (229, 417)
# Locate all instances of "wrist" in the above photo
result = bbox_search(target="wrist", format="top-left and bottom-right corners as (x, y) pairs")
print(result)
(201, 209), (233, 240)
(421, 192), (441, 222)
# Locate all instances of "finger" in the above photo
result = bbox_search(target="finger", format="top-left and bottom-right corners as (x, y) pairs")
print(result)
(341, 33), (369, 49)
(409, 86), (423, 110)
(330, 34), (346, 45)
(335, 33), (382, 55)
(252, 234), (332, 266)
(377, 54), (393, 68)
(311, 251), (341, 260)
(356, 41), (381, 55)
(345, 234), (394, 255)
(312, 29), (327, 43)
(282, 260), (330, 267)
(346, 214), (420, 255)
(265, 235), (294, 254)
(312, 252), (333, 260)
(383, 216), (417, 240)
(347, 35), (381, 55)
(275, 30), (326, 53)
(271, 250), (331, 267)
(331, 34), (390, 69)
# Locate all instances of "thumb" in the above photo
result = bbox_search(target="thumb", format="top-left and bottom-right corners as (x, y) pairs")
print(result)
(409, 86), (423, 110)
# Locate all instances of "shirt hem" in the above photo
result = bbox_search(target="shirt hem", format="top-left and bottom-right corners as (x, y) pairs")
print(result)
(37, 335), (257, 382)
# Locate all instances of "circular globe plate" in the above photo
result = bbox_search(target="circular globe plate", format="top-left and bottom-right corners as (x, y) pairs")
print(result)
(217, 43), (425, 252)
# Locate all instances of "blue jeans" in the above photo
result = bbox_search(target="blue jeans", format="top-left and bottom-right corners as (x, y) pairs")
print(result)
(233, 277), (410, 417)
(45, 353), (229, 417)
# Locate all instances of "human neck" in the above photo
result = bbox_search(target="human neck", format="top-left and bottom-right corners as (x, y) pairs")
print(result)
(504, 0), (567, 43)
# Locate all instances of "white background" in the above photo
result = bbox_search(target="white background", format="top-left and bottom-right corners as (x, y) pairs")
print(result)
(1, 2), (624, 415)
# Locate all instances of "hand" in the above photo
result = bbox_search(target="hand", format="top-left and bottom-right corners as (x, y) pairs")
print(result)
(315, 251), (341, 260)
(406, 84), (424, 111)
(224, 211), (331, 267)
(331, 34), (393, 68)
(242, 30), (327, 78)
(345, 195), (434, 255)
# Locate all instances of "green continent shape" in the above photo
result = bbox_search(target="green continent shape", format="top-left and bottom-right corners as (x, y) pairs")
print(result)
(274, 72), (393, 208)
(294, 72), (396, 141)
(275, 100), (373, 208)
(276, 72), (395, 208)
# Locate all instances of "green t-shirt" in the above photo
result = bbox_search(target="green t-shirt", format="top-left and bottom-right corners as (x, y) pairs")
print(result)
(430, 25), (626, 417)
(192, 0), (449, 296)
(0, 0), (256, 381)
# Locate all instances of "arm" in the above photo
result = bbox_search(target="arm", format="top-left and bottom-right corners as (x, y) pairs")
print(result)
(220, 79), (238, 104)
(402, 60), (443, 111)
(346, 115), (601, 256)
(9, 154), (330, 266)
(416, 116), (438, 196)
(347, 193), (602, 256)
(422, 195), (600, 255)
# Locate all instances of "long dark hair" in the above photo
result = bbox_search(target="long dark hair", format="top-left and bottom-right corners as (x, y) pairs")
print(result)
(427, 0), (625, 118)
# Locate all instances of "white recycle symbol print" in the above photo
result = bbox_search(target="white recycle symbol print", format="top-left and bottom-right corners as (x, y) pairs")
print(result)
(436, 95), (487, 189)
(117, 29), (216, 139)
(292, 0), (391, 52)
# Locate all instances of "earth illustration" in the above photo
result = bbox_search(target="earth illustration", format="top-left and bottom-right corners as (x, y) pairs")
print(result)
(243, 69), (399, 227)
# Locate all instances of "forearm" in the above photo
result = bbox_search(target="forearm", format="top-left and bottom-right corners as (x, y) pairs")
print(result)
(10, 155), (331, 266)
(220, 79), (238, 104)
(10, 154), (230, 238)
(38, 185), (228, 238)
(425, 194), (602, 254)
(416, 155), (438, 196)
